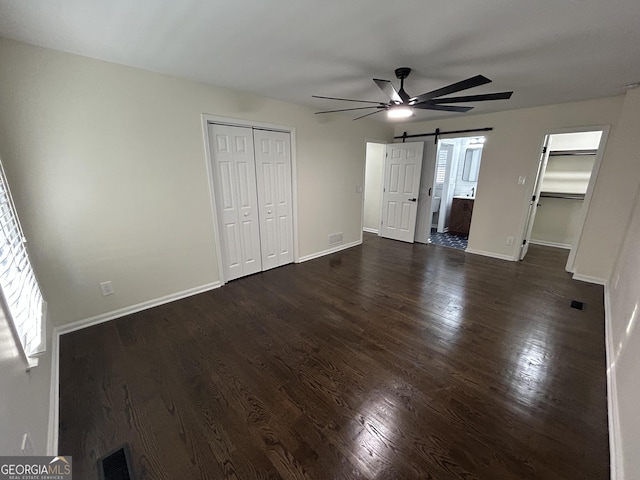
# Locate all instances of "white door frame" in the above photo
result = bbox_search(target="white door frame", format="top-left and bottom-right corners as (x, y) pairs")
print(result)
(362, 138), (388, 238)
(520, 135), (551, 260)
(518, 125), (610, 271)
(201, 114), (299, 285)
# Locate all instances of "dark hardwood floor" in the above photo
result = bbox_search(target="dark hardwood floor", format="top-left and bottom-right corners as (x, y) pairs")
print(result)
(59, 235), (609, 479)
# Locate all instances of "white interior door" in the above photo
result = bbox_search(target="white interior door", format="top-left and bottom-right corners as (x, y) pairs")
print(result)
(208, 124), (262, 281)
(253, 129), (294, 271)
(520, 136), (551, 259)
(379, 142), (424, 243)
(415, 141), (437, 244)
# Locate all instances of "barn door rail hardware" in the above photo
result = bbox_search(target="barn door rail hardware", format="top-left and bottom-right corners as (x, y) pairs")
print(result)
(395, 127), (493, 144)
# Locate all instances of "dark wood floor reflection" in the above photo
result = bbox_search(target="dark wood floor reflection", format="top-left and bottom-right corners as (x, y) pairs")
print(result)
(59, 236), (609, 479)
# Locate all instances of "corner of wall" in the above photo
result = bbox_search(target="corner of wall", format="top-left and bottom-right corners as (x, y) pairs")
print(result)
(604, 283), (624, 480)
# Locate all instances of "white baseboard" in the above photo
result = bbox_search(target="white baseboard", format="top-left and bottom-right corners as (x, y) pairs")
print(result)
(529, 239), (572, 249)
(572, 273), (607, 285)
(47, 280), (223, 455)
(604, 284), (623, 480)
(464, 248), (516, 262)
(57, 282), (222, 335)
(297, 240), (362, 263)
(363, 227), (379, 234)
(46, 328), (60, 456)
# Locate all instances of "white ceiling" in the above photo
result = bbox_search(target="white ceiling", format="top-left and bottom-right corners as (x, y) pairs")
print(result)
(1, 0), (639, 122)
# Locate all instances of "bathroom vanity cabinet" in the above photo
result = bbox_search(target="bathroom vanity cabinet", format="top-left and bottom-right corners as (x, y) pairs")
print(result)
(449, 197), (474, 236)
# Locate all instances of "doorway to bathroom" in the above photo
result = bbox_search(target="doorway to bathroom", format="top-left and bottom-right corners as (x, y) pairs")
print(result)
(422, 136), (485, 250)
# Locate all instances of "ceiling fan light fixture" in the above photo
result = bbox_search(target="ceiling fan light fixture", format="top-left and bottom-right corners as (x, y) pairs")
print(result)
(387, 106), (413, 119)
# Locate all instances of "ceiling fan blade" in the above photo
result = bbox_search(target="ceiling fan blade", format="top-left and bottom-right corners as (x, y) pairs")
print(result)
(353, 109), (387, 121)
(413, 103), (474, 113)
(314, 106), (381, 114)
(312, 95), (384, 104)
(429, 91), (513, 104)
(410, 75), (492, 104)
(373, 79), (403, 104)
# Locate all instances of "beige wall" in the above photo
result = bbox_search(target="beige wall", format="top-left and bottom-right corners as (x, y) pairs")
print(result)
(363, 142), (385, 232)
(604, 87), (640, 480)
(395, 96), (626, 278)
(0, 312), (52, 454)
(609, 186), (640, 480)
(530, 197), (584, 247)
(540, 154), (596, 194)
(575, 89), (640, 281)
(0, 38), (391, 329)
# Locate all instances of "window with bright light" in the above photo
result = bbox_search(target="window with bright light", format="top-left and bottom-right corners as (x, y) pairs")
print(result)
(435, 148), (449, 183)
(0, 160), (46, 366)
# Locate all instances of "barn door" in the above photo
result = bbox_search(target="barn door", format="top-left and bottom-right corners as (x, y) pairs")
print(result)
(379, 142), (424, 243)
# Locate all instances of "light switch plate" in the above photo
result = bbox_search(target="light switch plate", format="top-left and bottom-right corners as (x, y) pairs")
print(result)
(518, 176), (526, 185)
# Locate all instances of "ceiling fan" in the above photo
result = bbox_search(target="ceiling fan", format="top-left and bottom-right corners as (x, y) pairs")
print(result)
(313, 67), (513, 120)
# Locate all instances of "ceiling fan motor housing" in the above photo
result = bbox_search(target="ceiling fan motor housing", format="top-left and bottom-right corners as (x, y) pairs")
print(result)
(395, 67), (411, 79)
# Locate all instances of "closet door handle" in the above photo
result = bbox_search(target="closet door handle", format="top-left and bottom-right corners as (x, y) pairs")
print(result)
(267, 210), (272, 214)
(244, 212), (249, 217)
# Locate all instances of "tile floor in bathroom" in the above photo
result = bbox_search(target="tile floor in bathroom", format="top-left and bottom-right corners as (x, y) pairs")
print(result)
(429, 228), (468, 250)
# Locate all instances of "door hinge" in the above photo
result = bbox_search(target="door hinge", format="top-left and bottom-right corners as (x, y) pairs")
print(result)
(532, 195), (536, 201)
(522, 239), (527, 246)
(542, 146), (547, 154)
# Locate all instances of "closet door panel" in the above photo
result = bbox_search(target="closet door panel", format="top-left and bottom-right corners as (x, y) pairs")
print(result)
(254, 130), (294, 269)
(208, 124), (262, 281)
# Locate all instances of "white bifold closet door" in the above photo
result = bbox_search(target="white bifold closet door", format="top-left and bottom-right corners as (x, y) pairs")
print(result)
(208, 124), (293, 282)
(253, 129), (294, 271)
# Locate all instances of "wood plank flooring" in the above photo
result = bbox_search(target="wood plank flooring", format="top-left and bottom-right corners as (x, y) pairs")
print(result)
(58, 235), (609, 479)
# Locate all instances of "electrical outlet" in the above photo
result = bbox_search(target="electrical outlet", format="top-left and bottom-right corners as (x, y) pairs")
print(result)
(518, 176), (526, 185)
(100, 281), (114, 296)
(506, 236), (515, 246)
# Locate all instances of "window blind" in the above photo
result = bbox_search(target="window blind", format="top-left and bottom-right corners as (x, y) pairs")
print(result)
(0, 161), (45, 362)
(436, 148), (449, 183)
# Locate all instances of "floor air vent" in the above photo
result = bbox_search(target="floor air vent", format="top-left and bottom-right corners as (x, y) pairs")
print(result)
(98, 444), (134, 480)
(328, 232), (343, 246)
(571, 300), (585, 310)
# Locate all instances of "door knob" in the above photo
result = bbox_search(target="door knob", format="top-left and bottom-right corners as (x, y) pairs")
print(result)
(408, 198), (417, 202)
(244, 212), (249, 216)
(267, 210), (272, 214)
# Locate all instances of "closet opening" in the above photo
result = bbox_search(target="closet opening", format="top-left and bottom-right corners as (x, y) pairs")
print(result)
(520, 128), (608, 272)
(202, 115), (298, 284)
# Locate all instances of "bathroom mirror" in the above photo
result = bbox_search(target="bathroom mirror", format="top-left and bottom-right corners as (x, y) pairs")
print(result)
(462, 147), (482, 182)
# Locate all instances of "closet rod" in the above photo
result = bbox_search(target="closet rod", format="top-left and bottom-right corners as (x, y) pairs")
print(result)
(548, 149), (597, 157)
(395, 127), (493, 144)
(539, 192), (585, 200)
